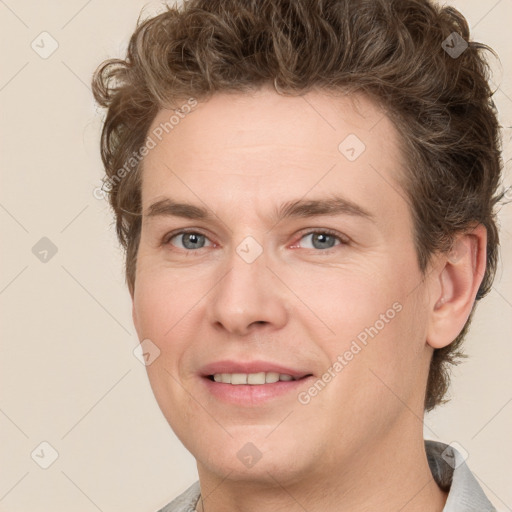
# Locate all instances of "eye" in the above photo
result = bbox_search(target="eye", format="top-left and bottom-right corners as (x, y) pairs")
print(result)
(295, 229), (348, 251)
(162, 228), (349, 253)
(165, 230), (213, 251)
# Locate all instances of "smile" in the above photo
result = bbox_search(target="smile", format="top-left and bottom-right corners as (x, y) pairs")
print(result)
(211, 372), (297, 385)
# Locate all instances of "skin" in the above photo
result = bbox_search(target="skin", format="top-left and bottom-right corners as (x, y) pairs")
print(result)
(131, 85), (486, 512)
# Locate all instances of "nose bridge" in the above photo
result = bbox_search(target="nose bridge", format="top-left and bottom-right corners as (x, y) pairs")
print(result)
(207, 233), (288, 335)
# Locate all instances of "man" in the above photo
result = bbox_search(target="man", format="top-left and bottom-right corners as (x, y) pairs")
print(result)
(92, 0), (503, 510)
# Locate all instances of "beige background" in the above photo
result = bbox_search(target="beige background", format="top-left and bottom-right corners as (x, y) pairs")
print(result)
(0, 0), (511, 511)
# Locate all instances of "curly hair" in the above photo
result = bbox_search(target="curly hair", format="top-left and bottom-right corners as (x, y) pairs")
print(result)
(91, 0), (504, 412)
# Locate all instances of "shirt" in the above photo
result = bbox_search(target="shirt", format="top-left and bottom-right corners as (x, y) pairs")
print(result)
(157, 439), (496, 512)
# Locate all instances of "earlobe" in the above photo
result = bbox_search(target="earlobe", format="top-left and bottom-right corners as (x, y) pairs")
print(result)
(427, 225), (487, 349)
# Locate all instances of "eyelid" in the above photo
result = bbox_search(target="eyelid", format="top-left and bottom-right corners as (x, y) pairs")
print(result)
(294, 227), (350, 245)
(290, 228), (350, 250)
(162, 227), (350, 251)
(163, 228), (214, 247)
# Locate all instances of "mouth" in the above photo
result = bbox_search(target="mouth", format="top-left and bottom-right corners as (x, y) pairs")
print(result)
(199, 362), (314, 405)
(207, 372), (310, 385)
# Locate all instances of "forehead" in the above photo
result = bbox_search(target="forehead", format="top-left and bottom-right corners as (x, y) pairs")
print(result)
(146, 88), (401, 157)
(140, 87), (410, 226)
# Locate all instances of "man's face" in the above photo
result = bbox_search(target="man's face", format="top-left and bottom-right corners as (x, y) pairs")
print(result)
(132, 87), (434, 484)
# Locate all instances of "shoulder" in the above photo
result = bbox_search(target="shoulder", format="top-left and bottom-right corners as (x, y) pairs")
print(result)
(156, 481), (201, 512)
(425, 439), (497, 512)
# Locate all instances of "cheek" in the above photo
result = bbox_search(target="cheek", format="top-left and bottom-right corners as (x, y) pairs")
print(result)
(132, 267), (200, 427)
(133, 260), (201, 339)
(133, 277), (168, 339)
(337, 287), (429, 414)
(317, 260), (427, 399)
(307, 270), (402, 349)
(132, 261), (215, 390)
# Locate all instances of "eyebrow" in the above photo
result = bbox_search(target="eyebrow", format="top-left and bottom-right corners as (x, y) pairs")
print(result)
(145, 195), (374, 225)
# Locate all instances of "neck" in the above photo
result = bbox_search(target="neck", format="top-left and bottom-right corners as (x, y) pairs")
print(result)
(195, 419), (448, 512)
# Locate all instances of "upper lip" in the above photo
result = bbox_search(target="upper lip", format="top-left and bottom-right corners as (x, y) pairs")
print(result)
(200, 360), (312, 379)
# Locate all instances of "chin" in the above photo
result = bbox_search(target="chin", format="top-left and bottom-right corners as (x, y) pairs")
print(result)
(189, 429), (317, 485)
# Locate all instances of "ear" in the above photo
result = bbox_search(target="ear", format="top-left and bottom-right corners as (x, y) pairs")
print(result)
(426, 224), (487, 349)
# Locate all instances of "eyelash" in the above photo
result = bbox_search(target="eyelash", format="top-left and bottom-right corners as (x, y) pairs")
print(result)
(162, 228), (349, 254)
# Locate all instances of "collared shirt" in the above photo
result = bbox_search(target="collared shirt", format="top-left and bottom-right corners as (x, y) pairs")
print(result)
(425, 440), (496, 511)
(157, 440), (496, 512)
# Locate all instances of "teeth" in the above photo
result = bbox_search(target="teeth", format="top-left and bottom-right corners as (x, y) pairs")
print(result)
(265, 372), (279, 383)
(247, 372), (266, 384)
(231, 373), (247, 385)
(212, 372), (297, 385)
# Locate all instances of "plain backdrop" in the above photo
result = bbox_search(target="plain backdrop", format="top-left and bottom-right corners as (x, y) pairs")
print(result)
(0, 0), (511, 511)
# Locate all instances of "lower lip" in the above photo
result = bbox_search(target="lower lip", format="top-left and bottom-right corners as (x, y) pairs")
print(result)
(202, 376), (313, 405)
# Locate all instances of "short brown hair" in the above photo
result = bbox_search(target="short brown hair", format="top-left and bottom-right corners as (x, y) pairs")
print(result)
(91, 0), (504, 411)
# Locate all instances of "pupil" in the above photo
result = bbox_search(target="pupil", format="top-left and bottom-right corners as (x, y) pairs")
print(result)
(184, 233), (203, 249)
(313, 233), (334, 249)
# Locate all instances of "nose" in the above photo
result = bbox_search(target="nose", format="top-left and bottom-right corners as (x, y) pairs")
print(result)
(207, 238), (289, 337)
